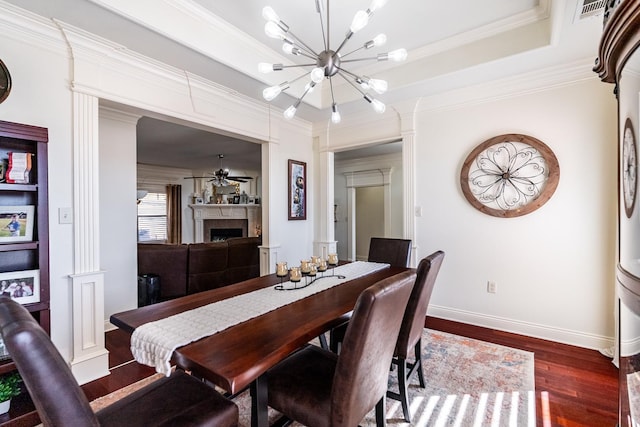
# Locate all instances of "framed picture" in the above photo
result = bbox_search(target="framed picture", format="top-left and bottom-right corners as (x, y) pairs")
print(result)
(0, 269), (40, 305)
(0, 205), (34, 243)
(288, 159), (307, 220)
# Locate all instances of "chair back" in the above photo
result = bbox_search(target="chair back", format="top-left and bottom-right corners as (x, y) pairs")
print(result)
(395, 251), (445, 358)
(367, 237), (412, 267)
(330, 270), (415, 426)
(0, 297), (99, 426)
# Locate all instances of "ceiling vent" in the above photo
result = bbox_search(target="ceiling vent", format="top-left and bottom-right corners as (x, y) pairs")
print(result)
(575, 0), (607, 20)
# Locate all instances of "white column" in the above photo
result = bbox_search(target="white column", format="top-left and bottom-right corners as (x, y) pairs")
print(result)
(70, 92), (109, 383)
(314, 137), (337, 259)
(395, 99), (419, 267)
(402, 130), (417, 266)
(259, 138), (281, 275)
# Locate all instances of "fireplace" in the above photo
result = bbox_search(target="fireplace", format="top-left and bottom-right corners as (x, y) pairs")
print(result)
(190, 204), (261, 243)
(210, 228), (243, 241)
(204, 219), (247, 242)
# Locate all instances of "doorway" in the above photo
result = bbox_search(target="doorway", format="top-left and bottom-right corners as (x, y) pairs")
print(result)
(333, 141), (403, 261)
(355, 186), (384, 260)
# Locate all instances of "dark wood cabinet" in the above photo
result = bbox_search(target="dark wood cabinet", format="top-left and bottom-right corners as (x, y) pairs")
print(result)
(0, 120), (49, 426)
(596, 1), (640, 426)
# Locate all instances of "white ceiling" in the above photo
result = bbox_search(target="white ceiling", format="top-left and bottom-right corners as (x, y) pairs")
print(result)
(3, 0), (604, 171)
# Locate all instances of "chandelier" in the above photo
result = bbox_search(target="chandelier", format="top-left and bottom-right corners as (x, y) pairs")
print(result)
(259, 0), (407, 124)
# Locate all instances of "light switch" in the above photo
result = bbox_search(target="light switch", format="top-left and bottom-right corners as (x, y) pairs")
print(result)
(58, 207), (72, 224)
(415, 206), (422, 217)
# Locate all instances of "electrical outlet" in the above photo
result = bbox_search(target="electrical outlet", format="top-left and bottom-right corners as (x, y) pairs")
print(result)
(487, 281), (497, 294)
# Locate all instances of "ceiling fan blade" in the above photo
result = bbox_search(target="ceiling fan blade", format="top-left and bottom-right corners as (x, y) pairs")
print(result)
(228, 176), (253, 180)
(228, 178), (248, 183)
(184, 176), (211, 179)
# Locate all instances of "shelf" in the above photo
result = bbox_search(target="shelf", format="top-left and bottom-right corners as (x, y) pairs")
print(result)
(0, 243), (38, 253)
(0, 392), (40, 426)
(0, 121), (49, 427)
(0, 184), (36, 192)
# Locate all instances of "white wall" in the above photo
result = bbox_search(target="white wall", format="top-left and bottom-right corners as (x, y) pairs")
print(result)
(415, 79), (617, 348)
(0, 12), (76, 360)
(99, 109), (139, 319)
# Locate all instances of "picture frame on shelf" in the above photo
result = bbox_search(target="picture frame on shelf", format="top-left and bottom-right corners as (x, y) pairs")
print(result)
(288, 159), (306, 220)
(0, 205), (34, 243)
(0, 269), (40, 305)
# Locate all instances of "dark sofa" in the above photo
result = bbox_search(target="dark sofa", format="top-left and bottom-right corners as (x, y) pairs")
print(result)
(137, 237), (261, 300)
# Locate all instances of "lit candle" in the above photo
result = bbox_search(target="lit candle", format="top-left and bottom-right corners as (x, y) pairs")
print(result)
(317, 260), (328, 272)
(300, 260), (312, 274)
(327, 253), (338, 266)
(276, 262), (288, 277)
(290, 267), (302, 282)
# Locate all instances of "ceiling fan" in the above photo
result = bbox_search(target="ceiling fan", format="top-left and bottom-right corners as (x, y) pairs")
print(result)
(185, 154), (253, 187)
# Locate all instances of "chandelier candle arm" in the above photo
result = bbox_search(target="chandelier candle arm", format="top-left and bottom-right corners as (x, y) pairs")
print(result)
(283, 80), (317, 120)
(338, 72), (385, 113)
(338, 67), (387, 94)
(263, 7), (319, 57)
(341, 33), (387, 58)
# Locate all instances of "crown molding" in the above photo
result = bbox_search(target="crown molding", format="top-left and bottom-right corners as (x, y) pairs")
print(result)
(415, 57), (598, 114)
(0, 1), (69, 54)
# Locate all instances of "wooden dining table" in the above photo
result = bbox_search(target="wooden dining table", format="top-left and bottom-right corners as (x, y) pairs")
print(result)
(110, 264), (411, 427)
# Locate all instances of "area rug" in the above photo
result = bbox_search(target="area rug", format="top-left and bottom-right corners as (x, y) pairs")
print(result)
(234, 329), (535, 426)
(91, 329), (535, 426)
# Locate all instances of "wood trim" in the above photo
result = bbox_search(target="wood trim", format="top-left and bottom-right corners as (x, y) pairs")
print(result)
(594, 0), (640, 83)
(0, 120), (48, 143)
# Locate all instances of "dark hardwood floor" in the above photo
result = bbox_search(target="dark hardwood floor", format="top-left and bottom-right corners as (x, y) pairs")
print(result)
(81, 317), (618, 426)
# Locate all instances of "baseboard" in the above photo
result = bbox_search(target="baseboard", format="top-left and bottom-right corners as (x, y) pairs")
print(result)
(428, 305), (614, 351)
(104, 320), (117, 332)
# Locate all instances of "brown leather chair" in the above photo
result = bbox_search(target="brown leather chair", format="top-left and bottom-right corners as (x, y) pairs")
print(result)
(368, 237), (412, 267)
(321, 237), (412, 350)
(388, 250), (445, 422)
(0, 297), (238, 427)
(266, 269), (416, 427)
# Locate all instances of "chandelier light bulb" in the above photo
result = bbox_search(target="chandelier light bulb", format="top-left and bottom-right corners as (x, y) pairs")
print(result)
(349, 10), (369, 33)
(372, 33), (387, 47)
(263, 83), (287, 101)
(371, 98), (386, 114)
(282, 43), (294, 54)
(369, 0), (389, 13)
(304, 81), (316, 93)
(284, 105), (297, 120)
(310, 67), (325, 83)
(262, 6), (280, 22)
(258, 62), (274, 73)
(368, 78), (388, 94)
(331, 104), (341, 124)
(388, 48), (408, 62)
(265, 21), (285, 39)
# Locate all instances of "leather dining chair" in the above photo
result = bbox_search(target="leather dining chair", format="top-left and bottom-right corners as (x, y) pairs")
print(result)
(0, 297), (239, 427)
(266, 270), (416, 427)
(322, 237), (412, 351)
(387, 250), (445, 422)
(368, 237), (412, 267)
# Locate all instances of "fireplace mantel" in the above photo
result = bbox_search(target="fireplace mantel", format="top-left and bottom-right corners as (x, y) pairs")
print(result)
(189, 204), (261, 243)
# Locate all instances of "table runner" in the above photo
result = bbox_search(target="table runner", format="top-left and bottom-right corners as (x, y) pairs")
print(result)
(130, 261), (389, 376)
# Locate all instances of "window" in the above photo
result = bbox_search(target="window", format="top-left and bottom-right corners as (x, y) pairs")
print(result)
(137, 192), (167, 242)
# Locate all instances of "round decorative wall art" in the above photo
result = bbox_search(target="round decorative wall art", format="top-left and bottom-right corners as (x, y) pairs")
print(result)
(623, 118), (637, 218)
(0, 59), (11, 104)
(460, 133), (560, 218)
